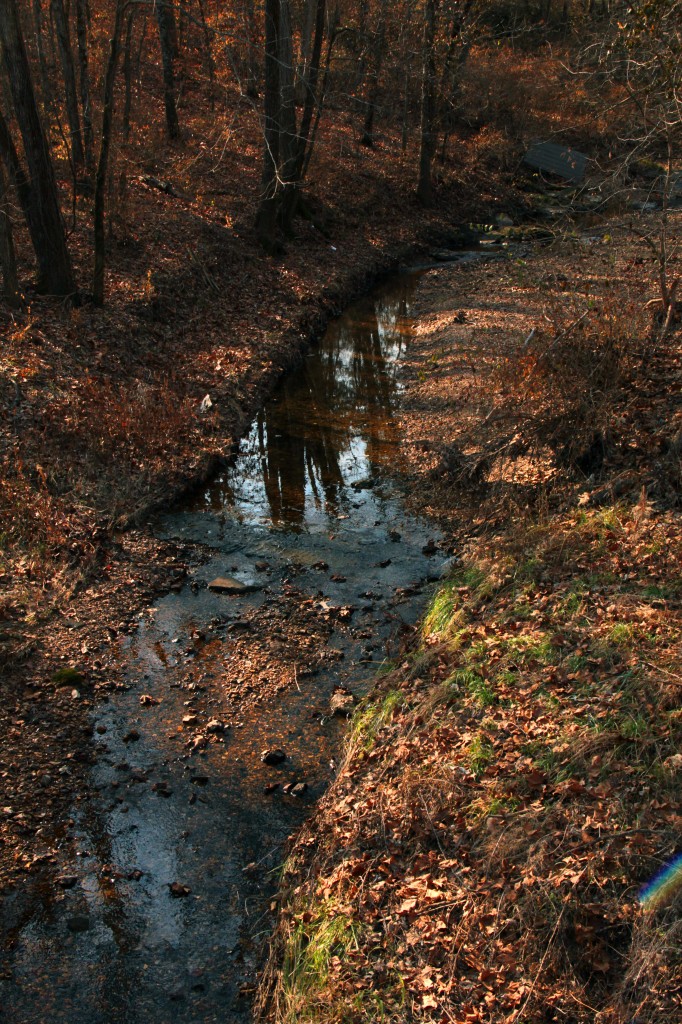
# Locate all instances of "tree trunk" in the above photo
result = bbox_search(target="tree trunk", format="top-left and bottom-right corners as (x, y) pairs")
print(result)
(281, 0), (326, 228)
(0, 0), (75, 295)
(123, 9), (134, 138)
(75, 0), (94, 170)
(0, 161), (20, 307)
(244, 0), (259, 98)
(51, 0), (86, 172)
(32, 0), (52, 110)
(156, 0), (180, 139)
(255, 0), (281, 251)
(0, 106), (46, 262)
(417, 0), (436, 205)
(93, 0), (124, 305)
(178, 0), (189, 47)
(166, 0), (179, 59)
(301, 4), (339, 182)
(197, 0), (216, 110)
(277, 0), (297, 203)
(361, 0), (387, 146)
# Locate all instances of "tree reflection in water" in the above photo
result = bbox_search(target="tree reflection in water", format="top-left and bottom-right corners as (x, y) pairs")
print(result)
(253, 281), (415, 530)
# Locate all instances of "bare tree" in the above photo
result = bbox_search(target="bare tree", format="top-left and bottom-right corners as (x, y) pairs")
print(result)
(256, 0), (330, 248)
(93, 0), (125, 305)
(75, 0), (95, 170)
(51, 0), (86, 172)
(417, 0), (437, 204)
(0, 161), (19, 307)
(156, 0), (180, 139)
(0, 0), (75, 295)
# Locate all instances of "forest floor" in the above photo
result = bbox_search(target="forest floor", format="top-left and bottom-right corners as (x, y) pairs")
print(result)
(0, 71), (680, 1022)
(0, 101), (521, 901)
(256, 215), (682, 1024)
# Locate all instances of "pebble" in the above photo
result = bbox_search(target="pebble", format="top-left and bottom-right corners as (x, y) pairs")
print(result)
(261, 749), (286, 766)
(67, 915), (91, 933)
(169, 882), (191, 898)
(152, 781), (173, 797)
(56, 874), (79, 889)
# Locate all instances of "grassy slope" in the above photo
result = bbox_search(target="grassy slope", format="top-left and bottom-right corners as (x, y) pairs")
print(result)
(257, 228), (682, 1024)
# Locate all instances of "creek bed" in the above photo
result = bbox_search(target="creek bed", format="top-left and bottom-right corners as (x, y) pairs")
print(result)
(1, 268), (453, 1023)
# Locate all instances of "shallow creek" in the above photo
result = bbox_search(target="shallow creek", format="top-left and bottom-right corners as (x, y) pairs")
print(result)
(2, 267), (458, 1023)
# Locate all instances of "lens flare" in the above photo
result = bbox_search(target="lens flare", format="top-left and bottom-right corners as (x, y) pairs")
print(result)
(640, 853), (682, 910)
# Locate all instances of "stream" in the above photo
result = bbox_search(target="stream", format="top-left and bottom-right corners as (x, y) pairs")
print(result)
(1, 266), (454, 1023)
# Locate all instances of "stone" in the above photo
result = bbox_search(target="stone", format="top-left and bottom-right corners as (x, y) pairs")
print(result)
(264, 782), (279, 795)
(169, 882), (191, 897)
(207, 577), (258, 594)
(523, 141), (588, 183)
(152, 781), (173, 797)
(205, 719), (226, 734)
(67, 914), (91, 933)
(122, 729), (140, 743)
(438, 556), (461, 579)
(290, 783), (308, 798)
(56, 874), (78, 889)
(261, 748), (286, 766)
(330, 686), (355, 717)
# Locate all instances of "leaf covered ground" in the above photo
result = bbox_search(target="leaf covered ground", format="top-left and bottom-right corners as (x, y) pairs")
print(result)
(257, 220), (682, 1024)
(0, 80), (511, 897)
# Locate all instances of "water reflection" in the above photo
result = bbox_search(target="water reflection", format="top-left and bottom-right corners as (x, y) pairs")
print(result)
(204, 278), (418, 530)
(0, 269), (438, 1024)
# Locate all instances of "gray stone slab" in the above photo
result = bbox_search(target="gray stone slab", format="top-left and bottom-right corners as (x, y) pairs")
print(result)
(524, 142), (588, 183)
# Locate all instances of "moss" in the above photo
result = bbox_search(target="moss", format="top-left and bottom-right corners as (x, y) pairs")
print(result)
(52, 666), (84, 686)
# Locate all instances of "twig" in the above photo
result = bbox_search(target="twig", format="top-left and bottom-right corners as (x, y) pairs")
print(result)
(511, 899), (569, 1023)
(483, 312), (589, 424)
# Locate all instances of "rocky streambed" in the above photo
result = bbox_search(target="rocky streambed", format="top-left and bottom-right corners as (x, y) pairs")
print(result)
(0, 267), (461, 1023)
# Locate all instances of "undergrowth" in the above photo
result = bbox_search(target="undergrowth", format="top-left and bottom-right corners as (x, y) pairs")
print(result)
(258, 495), (682, 1023)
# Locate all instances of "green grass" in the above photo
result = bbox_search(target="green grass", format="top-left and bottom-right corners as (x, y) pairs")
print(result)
(500, 632), (555, 667)
(466, 672), (496, 708)
(609, 622), (635, 646)
(282, 910), (360, 1011)
(564, 653), (589, 672)
(350, 690), (404, 751)
(422, 565), (493, 641)
(468, 734), (495, 777)
(422, 583), (464, 640)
